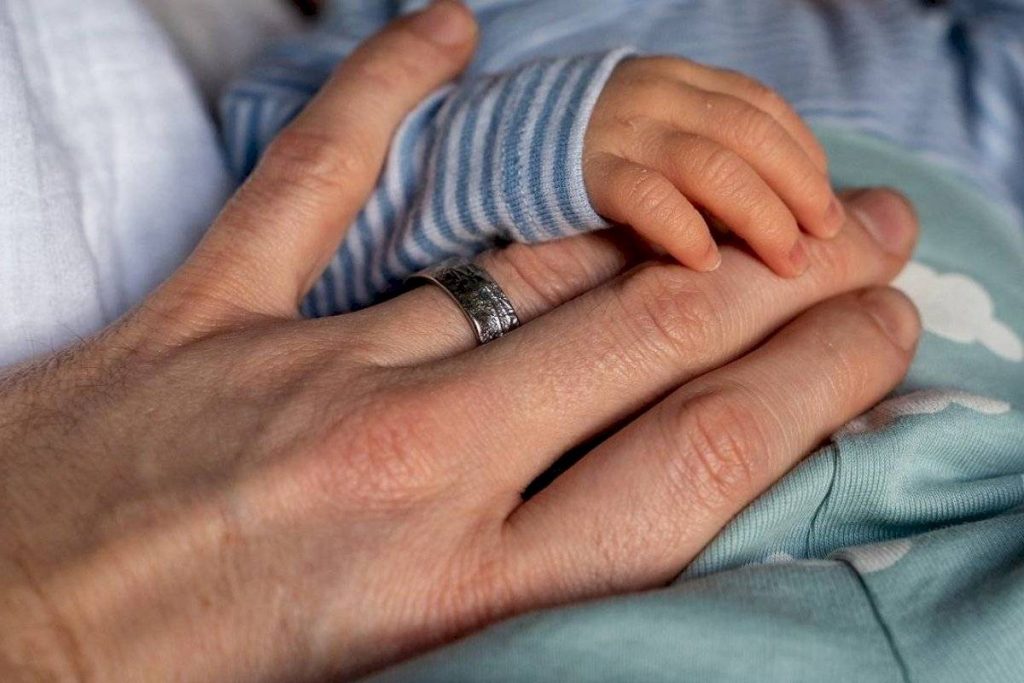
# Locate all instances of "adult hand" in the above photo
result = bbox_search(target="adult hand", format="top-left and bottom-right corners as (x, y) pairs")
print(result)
(0, 1), (920, 681)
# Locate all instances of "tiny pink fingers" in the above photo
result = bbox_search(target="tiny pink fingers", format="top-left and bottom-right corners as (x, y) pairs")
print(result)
(670, 86), (842, 239)
(652, 57), (831, 175)
(586, 154), (721, 272)
(647, 132), (806, 277)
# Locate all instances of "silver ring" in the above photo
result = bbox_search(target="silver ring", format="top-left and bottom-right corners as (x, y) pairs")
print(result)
(408, 260), (520, 344)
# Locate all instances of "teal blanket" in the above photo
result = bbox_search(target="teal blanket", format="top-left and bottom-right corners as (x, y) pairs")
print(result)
(367, 131), (1024, 682)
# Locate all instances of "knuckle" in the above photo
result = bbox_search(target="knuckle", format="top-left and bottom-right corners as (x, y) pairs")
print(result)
(345, 50), (422, 94)
(745, 77), (788, 115)
(313, 387), (455, 508)
(262, 128), (370, 197)
(615, 263), (722, 359)
(624, 169), (678, 219)
(699, 146), (747, 194)
(732, 104), (780, 154)
(809, 142), (831, 171)
(746, 200), (799, 242)
(719, 66), (786, 111)
(791, 164), (831, 204)
(662, 391), (766, 511)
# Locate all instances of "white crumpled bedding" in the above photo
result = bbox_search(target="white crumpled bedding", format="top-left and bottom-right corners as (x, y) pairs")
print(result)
(137, 0), (301, 102)
(0, 0), (295, 367)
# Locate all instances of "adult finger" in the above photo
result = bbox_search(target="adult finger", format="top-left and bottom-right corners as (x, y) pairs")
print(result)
(428, 189), (917, 491)
(163, 0), (478, 329)
(506, 287), (920, 597)
(342, 229), (645, 366)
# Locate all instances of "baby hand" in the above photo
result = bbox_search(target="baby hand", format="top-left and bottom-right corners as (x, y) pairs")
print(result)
(583, 57), (844, 276)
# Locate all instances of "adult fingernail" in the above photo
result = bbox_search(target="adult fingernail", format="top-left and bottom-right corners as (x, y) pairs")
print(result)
(701, 243), (722, 271)
(411, 0), (474, 46)
(846, 188), (916, 255)
(860, 288), (920, 352)
(789, 239), (808, 274)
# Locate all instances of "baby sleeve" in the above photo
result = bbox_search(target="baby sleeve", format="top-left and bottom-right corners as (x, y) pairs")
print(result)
(947, 0), (1024, 211)
(222, 42), (632, 315)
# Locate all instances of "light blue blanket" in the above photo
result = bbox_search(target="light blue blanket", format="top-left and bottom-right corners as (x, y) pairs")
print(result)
(365, 129), (1024, 682)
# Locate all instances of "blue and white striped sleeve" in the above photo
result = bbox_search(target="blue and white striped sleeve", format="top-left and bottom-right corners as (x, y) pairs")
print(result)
(222, 48), (633, 316)
(948, 0), (1024, 213)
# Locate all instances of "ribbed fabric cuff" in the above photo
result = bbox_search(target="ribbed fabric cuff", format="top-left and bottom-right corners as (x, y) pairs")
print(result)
(427, 48), (635, 244)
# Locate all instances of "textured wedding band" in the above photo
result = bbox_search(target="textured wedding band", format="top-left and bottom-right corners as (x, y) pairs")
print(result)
(408, 261), (520, 344)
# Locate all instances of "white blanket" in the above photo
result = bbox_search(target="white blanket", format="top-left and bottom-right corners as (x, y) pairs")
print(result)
(0, 0), (283, 367)
(137, 0), (302, 102)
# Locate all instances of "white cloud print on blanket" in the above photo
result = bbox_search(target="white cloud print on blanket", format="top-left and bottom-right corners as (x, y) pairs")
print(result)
(894, 261), (1023, 362)
(835, 388), (1011, 437)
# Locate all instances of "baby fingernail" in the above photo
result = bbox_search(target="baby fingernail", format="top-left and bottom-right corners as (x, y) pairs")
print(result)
(789, 239), (808, 274)
(824, 197), (845, 236)
(412, 0), (474, 46)
(860, 288), (920, 352)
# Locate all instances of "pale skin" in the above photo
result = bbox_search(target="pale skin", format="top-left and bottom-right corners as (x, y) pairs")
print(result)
(585, 56), (845, 276)
(0, 1), (921, 681)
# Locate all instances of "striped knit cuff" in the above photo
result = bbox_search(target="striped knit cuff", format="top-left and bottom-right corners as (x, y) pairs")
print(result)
(428, 48), (635, 244)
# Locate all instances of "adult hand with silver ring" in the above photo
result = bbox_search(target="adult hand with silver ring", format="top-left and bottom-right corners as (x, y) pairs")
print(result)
(409, 261), (522, 344)
(0, 2), (921, 682)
